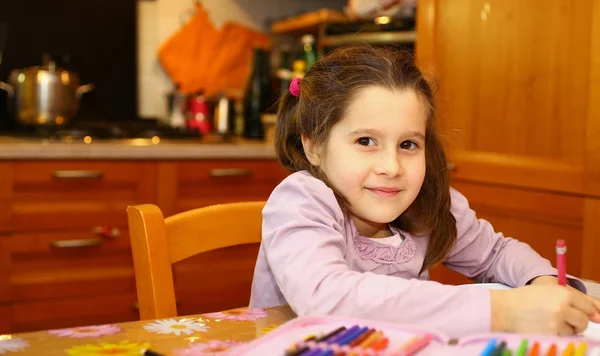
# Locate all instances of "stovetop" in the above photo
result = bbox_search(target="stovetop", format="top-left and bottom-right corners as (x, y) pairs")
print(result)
(0, 119), (209, 144)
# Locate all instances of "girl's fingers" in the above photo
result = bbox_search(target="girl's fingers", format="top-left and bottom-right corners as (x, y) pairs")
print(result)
(557, 322), (576, 336)
(564, 307), (590, 334)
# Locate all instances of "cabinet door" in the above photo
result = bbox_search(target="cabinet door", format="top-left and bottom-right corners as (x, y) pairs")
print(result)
(417, 0), (593, 194)
(172, 244), (260, 316)
(452, 181), (584, 275)
(157, 160), (289, 216)
(6, 230), (135, 302)
(8, 161), (157, 231)
(429, 181), (585, 285)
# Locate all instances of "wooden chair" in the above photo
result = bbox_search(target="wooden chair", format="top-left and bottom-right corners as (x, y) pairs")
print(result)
(126, 201), (265, 320)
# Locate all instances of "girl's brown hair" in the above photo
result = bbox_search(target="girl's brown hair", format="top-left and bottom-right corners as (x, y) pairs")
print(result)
(275, 45), (456, 274)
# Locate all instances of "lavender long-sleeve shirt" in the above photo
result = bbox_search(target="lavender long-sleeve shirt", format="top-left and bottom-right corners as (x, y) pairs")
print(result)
(249, 171), (584, 337)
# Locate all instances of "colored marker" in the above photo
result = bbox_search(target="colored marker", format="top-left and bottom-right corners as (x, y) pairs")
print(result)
(492, 341), (507, 356)
(560, 342), (574, 356)
(141, 350), (165, 356)
(306, 327), (358, 356)
(503, 350), (512, 356)
(349, 329), (374, 347)
(320, 326), (368, 356)
(545, 344), (557, 356)
(326, 325), (359, 346)
(390, 334), (434, 356)
(295, 327), (346, 356)
(367, 336), (390, 352)
(358, 330), (383, 349)
(286, 334), (320, 355)
(335, 326), (368, 347)
(556, 239), (567, 286)
(346, 329), (375, 356)
(515, 339), (529, 356)
(529, 342), (540, 356)
(573, 342), (587, 356)
(479, 339), (497, 356)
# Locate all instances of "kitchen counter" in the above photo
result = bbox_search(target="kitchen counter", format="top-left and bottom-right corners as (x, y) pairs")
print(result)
(0, 137), (278, 160)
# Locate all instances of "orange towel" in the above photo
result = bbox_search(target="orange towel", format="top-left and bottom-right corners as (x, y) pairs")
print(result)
(158, 4), (219, 93)
(203, 21), (271, 98)
(158, 4), (271, 97)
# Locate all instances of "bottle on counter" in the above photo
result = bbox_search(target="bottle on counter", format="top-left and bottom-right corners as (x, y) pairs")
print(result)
(292, 59), (307, 79)
(211, 92), (235, 138)
(167, 86), (187, 131)
(277, 45), (293, 98)
(301, 34), (318, 70)
(187, 91), (211, 136)
(243, 47), (271, 139)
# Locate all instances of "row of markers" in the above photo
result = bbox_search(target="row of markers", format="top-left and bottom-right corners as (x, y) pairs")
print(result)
(284, 325), (433, 356)
(479, 339), (599, 356)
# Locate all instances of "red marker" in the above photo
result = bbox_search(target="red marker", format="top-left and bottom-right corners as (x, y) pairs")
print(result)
(556, 239), (567, 286)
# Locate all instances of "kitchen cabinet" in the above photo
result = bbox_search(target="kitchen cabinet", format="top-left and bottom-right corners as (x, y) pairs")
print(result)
(156, 160), (290, 216)
(156, 160), (289, 319)
(0, 159), (289, 333)
(416, 0), (600, 283)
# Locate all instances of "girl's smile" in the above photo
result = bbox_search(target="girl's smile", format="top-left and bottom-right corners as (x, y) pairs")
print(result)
(365, 187), (402, 198)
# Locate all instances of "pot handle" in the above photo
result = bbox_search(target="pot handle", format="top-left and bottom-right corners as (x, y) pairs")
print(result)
(76, 83), (94, 98)
(0, 82), (14, 97)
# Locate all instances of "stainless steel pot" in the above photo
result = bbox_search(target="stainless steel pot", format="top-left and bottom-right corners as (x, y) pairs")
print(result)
(0, 61), (94, 126)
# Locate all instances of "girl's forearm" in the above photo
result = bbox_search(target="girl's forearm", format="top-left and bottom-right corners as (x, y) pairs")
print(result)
(490, 290), (509, 332)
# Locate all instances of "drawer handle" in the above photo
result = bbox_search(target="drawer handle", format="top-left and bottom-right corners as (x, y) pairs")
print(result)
(51, 170), (104, 179)
(50, 238), (103, 248)
(208, 168), (253, 177)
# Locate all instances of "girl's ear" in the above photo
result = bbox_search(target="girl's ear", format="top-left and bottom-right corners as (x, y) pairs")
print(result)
(301, 134), (321, 166)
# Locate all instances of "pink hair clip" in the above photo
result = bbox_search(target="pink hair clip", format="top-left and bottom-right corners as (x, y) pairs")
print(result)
(289, 77), (302, 97)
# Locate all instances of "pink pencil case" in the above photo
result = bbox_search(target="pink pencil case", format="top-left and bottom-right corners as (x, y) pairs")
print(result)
(232, 315), (600, 355)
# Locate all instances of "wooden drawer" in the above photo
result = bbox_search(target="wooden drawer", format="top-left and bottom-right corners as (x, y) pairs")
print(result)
(158, 160), (289, 215)
(3, 229), (135, 302)
(9, 292), (139, 333)
(452, 181), (583, 276)
(429, 180), (585, 285)
(8, 161), (156, 231)
(173, 244), (260, 315)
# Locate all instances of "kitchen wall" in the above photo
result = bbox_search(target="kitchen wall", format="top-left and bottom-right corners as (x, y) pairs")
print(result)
(137, 0), (346, 121)
(0, 0), (137, 126)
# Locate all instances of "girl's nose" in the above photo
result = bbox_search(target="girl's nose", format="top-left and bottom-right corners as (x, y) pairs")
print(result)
(373, 151), (402, 177)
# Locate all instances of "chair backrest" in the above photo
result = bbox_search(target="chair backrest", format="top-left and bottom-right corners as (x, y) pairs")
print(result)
(126, 201), (265, 320)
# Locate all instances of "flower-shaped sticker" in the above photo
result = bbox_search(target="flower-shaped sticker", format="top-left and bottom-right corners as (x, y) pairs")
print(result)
(48, 324), (121, 338)
(175, 340), (244, 355)
(0, 335), (28, 354)
(66, 341), (150, 356)
(144, 318), (209, 336)
(203, 308), (267, 321)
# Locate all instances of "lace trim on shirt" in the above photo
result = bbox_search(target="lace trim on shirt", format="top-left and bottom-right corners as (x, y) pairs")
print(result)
(353, 231), (416, 264)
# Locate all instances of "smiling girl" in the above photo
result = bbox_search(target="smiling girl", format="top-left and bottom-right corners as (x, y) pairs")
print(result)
(249, 45), (600, 337)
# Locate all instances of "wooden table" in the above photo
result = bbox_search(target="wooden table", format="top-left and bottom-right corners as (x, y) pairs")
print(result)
(2, 281), (598, 355)
(0, 306), (297, 355)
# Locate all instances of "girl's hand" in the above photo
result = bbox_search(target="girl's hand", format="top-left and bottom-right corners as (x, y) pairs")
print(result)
(529, 275), (600, 323)
(491, 284), (600, 335)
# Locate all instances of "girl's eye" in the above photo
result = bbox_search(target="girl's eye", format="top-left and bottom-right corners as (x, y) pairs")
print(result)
(356, 137), (375, 146)
(400, 140), (419, 150)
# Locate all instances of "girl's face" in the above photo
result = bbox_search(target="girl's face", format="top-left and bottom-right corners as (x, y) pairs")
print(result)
(303, 86), (427, 238)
